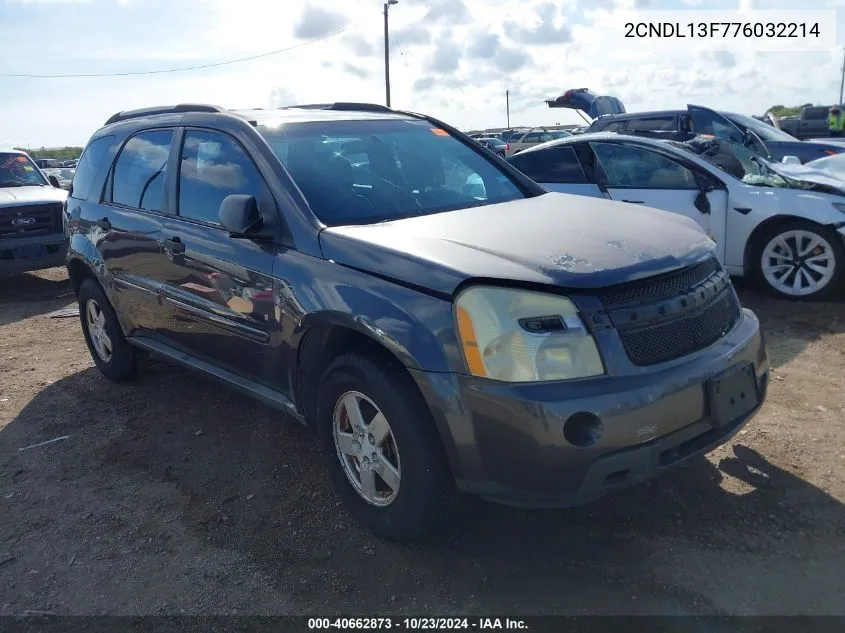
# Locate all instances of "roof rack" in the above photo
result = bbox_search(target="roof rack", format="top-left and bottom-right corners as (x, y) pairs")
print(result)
(104, 103), (227, 126)
(280, 102), (394, 113)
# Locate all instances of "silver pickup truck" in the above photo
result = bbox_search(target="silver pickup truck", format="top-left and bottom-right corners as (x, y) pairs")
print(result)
(1, 150), (69, 275)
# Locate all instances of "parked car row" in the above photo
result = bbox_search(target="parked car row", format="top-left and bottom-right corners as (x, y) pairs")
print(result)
(59, 101), (770, 542)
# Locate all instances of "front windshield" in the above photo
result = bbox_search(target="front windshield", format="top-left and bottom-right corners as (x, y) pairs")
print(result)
(725, 112), (798, 142)
(257, 118), (526, 226)
(0, 152), (48, 187)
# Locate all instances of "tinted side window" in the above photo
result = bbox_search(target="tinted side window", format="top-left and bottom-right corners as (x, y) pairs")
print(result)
(804, 107), (827, 120)
(178, 130), (262, 225)
(509, 147), (588, 184)
(71, 135), (114, 200)
(627, 117), (675, 132)
(591, 143), (698, 189)
(524, 132), (542, 142)
(111, 130), (172, 211)
(599, 120), (627, 132)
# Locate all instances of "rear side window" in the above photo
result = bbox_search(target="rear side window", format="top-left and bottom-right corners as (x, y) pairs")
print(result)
(70, 135), (114, 200)
(804, 107), (827, 120)
(597, 120), (627, 132)
(177, 129), (263, 225)
(627, 117), (676, 132)
(509, 147), (588, 184)
(111, 130), (173, 211)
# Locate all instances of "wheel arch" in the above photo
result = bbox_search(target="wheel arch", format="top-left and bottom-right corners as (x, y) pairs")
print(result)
(295, 320), (417, 428)
(742, 214), (842, 274)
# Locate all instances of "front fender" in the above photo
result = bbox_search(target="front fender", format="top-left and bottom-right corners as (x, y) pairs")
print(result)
(726, 187), (845, 269)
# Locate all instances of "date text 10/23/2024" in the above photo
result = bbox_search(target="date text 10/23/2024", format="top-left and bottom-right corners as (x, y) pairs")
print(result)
(308, 618), (528, 630)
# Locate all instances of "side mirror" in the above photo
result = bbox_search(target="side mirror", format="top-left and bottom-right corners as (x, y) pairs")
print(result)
(694, 190), (711, 215)
(781, 155), (801, 165)
(218, 194), (263, 237)
(48, 175), (61, 188)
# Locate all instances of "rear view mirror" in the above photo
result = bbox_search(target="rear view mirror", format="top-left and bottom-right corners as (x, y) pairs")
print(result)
(219, 194), (263, 236)
(48, 175), (61, 188)
(781, 156), (801, 165)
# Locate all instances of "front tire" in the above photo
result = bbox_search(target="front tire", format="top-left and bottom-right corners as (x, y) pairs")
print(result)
(753, 220), (845, 300)
(78, 279), (137, 381)
(315, 353), (453, 542)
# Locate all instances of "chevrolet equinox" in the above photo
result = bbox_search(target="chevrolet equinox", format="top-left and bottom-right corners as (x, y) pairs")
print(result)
(65, 102), (769, 541)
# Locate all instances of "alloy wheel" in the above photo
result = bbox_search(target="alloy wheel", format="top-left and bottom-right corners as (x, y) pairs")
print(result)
(332, 390), (401, 507)
(85, 298), (113, 362)
(761, 229), (836, 297)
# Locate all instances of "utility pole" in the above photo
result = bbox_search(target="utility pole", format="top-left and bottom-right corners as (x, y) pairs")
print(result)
(839, 46), (845, 106)
(384, 0), (398, 108)
(506, 90), (510, 128)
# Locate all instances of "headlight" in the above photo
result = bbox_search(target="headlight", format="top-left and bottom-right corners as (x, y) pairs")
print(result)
(832, 202), (845, 214)
(455, 286), (605, 382)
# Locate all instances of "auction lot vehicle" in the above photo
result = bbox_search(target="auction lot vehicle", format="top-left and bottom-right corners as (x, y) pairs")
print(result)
(508, 133), (845, 300)
(1, 150), (69, 275)
(65, 102), (768, 541)
(585, 104), (845, 164)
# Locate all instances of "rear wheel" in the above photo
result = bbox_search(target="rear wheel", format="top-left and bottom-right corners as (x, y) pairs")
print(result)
(754, 221), (845, 300)
(315, 353), (453, 542)
(78, 279), (137, 381)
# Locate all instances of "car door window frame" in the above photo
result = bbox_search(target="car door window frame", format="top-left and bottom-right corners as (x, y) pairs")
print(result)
(174, 126), (278, 233)
(589, 141), (702, 190)
(510, 146), (590, 184)
(102, 126), (180, 217)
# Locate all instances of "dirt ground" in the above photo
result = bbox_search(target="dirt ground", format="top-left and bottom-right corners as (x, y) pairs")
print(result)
(1, 267), (844, 617)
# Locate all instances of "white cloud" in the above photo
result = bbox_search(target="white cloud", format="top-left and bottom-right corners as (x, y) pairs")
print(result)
(2, 0), (844, 146)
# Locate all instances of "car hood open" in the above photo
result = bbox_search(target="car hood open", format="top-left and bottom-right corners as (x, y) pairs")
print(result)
(319, 192), (716, 296)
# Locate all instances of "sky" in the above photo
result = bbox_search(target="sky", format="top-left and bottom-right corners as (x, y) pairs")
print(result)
(2, 0), (845, 148)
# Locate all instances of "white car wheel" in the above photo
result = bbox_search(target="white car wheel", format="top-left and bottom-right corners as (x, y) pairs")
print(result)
(758, 224), (842, 299)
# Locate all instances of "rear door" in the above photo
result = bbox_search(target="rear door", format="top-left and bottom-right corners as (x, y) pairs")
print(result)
(507, 144), (604, 197)
(799, 107), (829, 138)
(154, 127), (281, 384)
(589, 141), (728, 259)
(89, 129), (173, 335)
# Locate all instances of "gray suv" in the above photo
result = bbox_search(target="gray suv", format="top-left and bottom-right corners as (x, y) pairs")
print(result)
(1, 150), (69, 275)
(66, 102), (769, 541)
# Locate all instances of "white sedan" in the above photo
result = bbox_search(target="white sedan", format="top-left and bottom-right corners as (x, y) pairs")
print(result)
(506, 133), (845, 300)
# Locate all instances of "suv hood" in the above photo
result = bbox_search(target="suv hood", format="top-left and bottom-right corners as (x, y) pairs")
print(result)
(0, 185), (68, 206)
(319, 193), (715, 296)
(545, 88), (626, 120)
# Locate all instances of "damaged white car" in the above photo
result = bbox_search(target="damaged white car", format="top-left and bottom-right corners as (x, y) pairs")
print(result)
(507, 133), (845, 300)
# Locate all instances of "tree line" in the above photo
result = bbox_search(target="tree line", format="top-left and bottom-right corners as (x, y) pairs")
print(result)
(13, 146), (83, 161)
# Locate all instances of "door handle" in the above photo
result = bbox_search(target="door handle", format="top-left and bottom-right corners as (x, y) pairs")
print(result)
(164, 237), (185, 254)
(96, 217), (111, 230)
(622, 200), (645, 204)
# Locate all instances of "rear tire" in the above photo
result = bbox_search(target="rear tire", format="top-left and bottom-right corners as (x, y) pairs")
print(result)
(315, 353), (453, 542)
(78, 279), (137, 381)
(752, 220), (845, 300)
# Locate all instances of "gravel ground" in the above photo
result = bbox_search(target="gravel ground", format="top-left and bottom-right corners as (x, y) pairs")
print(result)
(1, 268), (844, 616)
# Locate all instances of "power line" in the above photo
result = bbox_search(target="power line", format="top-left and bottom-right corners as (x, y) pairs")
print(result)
(0, 20), (368, 79)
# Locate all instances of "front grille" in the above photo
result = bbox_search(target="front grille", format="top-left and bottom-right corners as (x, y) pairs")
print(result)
(598, 256), (721, 308)
(595, 256), (742, 366)
(617, 286), (741, 366)
(0, 203), (62, 239)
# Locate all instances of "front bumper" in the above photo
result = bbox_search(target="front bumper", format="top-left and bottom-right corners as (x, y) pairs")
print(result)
(0, 235), (68, 275)
(410, 308), (768, 508)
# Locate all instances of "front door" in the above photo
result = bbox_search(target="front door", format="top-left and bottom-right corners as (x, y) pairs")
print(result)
(589, 141), (728, 260)
(154, 128), (281, 386)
